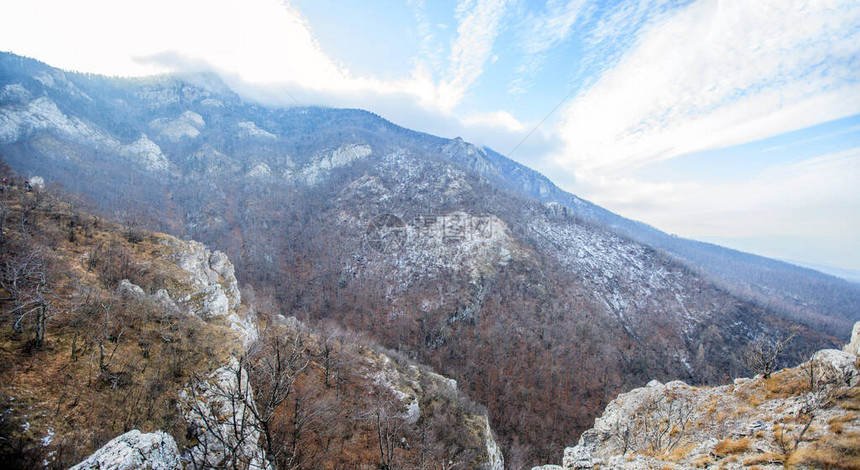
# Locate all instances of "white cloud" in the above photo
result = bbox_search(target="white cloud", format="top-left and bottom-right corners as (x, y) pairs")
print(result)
(553, 0), (860, 174)
(0, 0), (505, 114)
(462, 110), (526, 131)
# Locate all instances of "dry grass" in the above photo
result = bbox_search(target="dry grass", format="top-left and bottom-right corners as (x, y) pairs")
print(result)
(693, 454), (714, 468)
(784, 431), (860, 470)
(828, 412), (857, 434)
(714, 437), (750, 456)
(836, 386), (860, 411)
(665, 443), (696, 462)
(742, 451), (786, 466)
(764, 368), (808, 399)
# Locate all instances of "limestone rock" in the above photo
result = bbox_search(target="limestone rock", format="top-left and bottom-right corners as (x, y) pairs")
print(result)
(539, 321), (860, 470)
(27, 175), (44, 189)
(175, 240), (241, 309)
(532, 466), (563, 470)
(179, 283), (230, 319)
(844, 321), (860, 357)
(69, 430), (181, 470)
(152, 288), (180, 313)
(116, 279), (146, 301)
(180, 358), (269, 469)
(481, 415), (505, 470)
(563, 445), (603, 469)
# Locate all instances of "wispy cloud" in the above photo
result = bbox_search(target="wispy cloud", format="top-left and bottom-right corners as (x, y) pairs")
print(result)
(507, 0), (588, 93)
(521, 0), (587, 55)
(554, 0), (860, 174)
(438, 0), (512, 111)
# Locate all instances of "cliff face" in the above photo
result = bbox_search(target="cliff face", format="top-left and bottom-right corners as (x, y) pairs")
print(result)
(538, 323), (860, 470)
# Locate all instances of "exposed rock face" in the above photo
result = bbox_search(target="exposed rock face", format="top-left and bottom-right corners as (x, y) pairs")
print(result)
(247, 162), (272, 178)
(121, 134), (169, 172)
(179, 358), (270, 470)
(27, 175), (44, 189)
(69, 430), (181, 470)
(117, 279), (180, 313)
(844, 321), (860, 356)
(238, 121), (277, 140)
(149, 110), (205, 142)
(541, 329), (860, 469)
(364, 349), (504, 470)
(174, 240), (241, 311)
(179, 283), (230, 319)
(172, 239), (259, 344)
(301, 143), (372, 184)
(116, 279), (146, 301)
(481, 415), (505, 470)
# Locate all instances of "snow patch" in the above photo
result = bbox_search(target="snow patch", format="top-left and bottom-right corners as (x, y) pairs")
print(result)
(301, 144), (372, 184)
(247, 162), (272, 178)
(121, 134), (169, 172)
(149, 111), (205, 142)
(0, 84), (29, 104)
(200, 98), (224, 107)
(0, 97), (117, 148)
(238, 121), (277, 140)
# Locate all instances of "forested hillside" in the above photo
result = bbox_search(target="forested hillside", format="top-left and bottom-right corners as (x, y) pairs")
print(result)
(0, 165), (502, 469)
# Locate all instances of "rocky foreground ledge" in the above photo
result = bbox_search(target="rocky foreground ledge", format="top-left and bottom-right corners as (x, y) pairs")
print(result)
(536, 322), (860, 470)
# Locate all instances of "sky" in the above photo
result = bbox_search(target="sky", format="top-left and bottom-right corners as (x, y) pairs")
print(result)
(1, 0), (859, 274)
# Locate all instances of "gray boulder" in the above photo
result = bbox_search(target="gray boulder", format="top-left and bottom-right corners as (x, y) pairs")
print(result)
(180, 358), (270, 469)
(116, 279), (146, 301)
(69, 430), (181, 470)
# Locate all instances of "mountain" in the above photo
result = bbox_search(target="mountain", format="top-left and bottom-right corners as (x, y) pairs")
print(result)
(1, 52), (857, 468)
(0, 168), (502, 469)
(537, 323), (860, 470)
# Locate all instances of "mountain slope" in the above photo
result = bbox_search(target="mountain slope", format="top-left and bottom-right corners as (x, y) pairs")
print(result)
(0, 52), (855, 467)
(0, 168), (502, 470)
(538, 324), (860, 470)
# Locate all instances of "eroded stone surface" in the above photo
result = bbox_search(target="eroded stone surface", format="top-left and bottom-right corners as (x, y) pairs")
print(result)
(70, 430), (181, 470)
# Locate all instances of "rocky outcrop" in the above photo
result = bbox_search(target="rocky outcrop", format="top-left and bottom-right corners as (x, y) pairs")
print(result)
(481, 414), (505, 470)
(179, 358), (270, 470)
(174, 240), (241, 311)
(116, 279), (147, 301)
(364, 348), (504, 470)
(171, 240), (260, 344)
(69, 430), (181, 470)
(539, 327), (860, 469)
(120, 134), (169, 172)
(117, 279), (180, 313)
(149, 110), (205, 142)
(844, 320), (860, 356)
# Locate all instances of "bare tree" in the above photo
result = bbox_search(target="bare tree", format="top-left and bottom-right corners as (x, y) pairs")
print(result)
(183, 360), (261, 470)
(632, 390), (695, 455)
(2, 248), (51, 348)
(742, 331), (797, 379)
(244, 333), (309, 468)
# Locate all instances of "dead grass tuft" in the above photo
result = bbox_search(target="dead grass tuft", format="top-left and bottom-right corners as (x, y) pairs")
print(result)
(742, 451), (785, 466)
(827, 412), (857, 434)
(693, 454), (714, 468)
(665, 443), (696, 462)
(714, 437), (750, 456)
